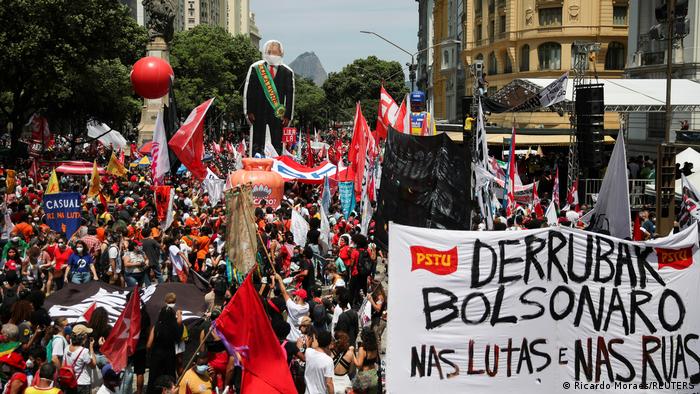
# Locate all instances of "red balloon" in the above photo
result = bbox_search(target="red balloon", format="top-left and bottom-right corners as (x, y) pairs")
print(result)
(130, 56), (174, 99)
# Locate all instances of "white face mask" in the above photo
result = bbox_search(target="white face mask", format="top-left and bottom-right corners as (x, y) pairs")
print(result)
(75, 247), (84, 253)
(263, 53), (283, 66)
(166, 303), (176, 309)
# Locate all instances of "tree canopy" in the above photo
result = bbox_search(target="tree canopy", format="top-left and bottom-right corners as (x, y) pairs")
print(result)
(293, 76), (329, 130)
(169, 25), (260, 133)
(322, 56), (409, 126)
(0, 0), (148, 153)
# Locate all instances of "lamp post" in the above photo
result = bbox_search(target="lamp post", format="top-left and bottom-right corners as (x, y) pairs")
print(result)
(360, 30), (460, 92)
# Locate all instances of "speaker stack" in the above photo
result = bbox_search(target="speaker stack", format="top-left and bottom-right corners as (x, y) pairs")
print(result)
(575, 84), (605, 168)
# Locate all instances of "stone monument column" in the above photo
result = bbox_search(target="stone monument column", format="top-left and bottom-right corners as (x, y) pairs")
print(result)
(136, 36), (169, 147)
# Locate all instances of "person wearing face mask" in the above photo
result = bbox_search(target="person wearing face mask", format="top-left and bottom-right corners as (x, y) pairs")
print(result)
(2, 235), (27, 264)
(25, 362), (60, 394)
(243, 39), (295, 156)
(64, 241), (98, 285)
(178, 352), (212, 394)
(46, 239), (72, 294)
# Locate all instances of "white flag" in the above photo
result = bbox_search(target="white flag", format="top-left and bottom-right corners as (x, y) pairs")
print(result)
(152, 111), (171, 182)
(360, 188), (372, 236)
(203, 172), (225, 206)
(319, 205), (331, 255)
(678, 174), (700, 229)
(582, 136), (631, 238)
(162, 188), (175, 231)
(291, 209), (309, 246)
(545, 200), (558, 226)
(264, 125), (279, 158)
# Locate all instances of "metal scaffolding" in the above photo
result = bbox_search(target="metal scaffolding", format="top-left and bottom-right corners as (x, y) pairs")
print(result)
(568, 41), (601, 188)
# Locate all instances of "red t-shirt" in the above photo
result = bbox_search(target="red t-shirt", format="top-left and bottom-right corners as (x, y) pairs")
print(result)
(48, 246), (73, 271)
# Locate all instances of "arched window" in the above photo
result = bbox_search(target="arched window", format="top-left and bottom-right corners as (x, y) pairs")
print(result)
(488, 51), (498, 74)
(503, 52), (513, 74)
(538, 42), (561, 70)
(605, 42), (626, 70)
(520, 44), (530, 71)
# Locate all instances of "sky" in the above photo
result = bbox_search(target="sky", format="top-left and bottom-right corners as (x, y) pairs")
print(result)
(251, 0), (418, 79)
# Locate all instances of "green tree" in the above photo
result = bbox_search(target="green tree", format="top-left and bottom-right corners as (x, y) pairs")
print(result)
(169, 25), (260, 134)
(322, 56), (408, 125)
(294, 76), (328, 130)
(0, 0), (148, 153)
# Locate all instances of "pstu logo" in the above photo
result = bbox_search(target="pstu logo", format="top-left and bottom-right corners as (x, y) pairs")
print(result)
(410, 246), (458, 275)
(656, 247), (694, 270)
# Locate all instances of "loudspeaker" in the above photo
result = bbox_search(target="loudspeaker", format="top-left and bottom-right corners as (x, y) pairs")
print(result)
(576, 84), (604, 168)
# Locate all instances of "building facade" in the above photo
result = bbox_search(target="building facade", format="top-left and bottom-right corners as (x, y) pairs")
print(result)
(417, 0), (435, 113)
(227, 0), (262, 48)
(432, 0), (466, 123)
(626, 0), (700, 155)
(180, 0), (227, 31)
(461, 0), (629, 130)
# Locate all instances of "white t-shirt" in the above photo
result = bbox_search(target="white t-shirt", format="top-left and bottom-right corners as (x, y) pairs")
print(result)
(304, 348), (333, 394)
(96, 385), (116, 394)
(51, 335), (67, 361)
(169, 245), (187, 276)
(285, 298), (309, 341)
(64, 346), (92, 385)
(330, 305), (343, 336)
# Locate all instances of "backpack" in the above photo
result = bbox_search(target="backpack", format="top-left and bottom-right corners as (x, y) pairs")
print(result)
(96, 243), (115, 276)
(58, 348), (85, 389)
(45, 335), (67, 363)
(357, 249), (373, 276)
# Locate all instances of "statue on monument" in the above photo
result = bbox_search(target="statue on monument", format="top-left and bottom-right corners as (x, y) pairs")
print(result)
(143, 0), (176, 42)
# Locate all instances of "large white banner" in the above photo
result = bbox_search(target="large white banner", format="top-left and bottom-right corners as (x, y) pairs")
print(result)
(387, 223), (700, 393)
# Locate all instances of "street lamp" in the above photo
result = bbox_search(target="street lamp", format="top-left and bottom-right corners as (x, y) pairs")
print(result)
(360, 30), (461, 92)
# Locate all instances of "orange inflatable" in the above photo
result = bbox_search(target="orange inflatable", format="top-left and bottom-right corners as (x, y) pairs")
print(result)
(228, 158), (284, 208)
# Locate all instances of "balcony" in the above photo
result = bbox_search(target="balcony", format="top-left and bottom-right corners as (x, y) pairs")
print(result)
(641, 51), (665, 66)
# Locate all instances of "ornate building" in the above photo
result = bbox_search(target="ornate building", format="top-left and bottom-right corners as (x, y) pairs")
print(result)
(432, 0), (465, 123)
(461, 0), (629, 130)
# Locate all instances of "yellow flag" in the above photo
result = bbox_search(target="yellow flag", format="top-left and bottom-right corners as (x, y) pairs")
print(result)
(46, 169), (60, 194)
(106, 152), (128, 178)
(537, 145), (544, 157)
(87, 161), (101, 198)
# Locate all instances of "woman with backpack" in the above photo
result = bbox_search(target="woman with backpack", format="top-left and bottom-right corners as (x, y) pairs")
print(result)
(60, 324), (96, 394)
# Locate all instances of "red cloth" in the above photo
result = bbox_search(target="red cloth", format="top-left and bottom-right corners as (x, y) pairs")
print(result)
(349, 103), (371, 199)
(633, 216), (643, 241)
(168, 98), (214, 180)
(101, 287), (141, 372)
(305, 129), (314, 167)
(215, 274), (296, 394)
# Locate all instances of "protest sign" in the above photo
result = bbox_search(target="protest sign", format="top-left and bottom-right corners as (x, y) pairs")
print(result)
(283, 127), (297, 144)
(387, 223), (700, 393)
(339, 181), (356, 219)
(43, 192), (82, 238)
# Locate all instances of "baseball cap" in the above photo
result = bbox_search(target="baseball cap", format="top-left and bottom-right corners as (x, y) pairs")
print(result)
(72, 324), (93, 336)
(102, 364), (121, 381)
(292, 288), (307, 300)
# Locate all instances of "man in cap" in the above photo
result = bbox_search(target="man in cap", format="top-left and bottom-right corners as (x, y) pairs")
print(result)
(409, 90), (436, 136)
(243, 40), (295, 156)
(274, 272), (309, 342)
(96, 364), (122, 394)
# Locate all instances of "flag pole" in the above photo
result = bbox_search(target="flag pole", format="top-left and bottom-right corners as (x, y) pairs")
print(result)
(176, 325), (214, 385)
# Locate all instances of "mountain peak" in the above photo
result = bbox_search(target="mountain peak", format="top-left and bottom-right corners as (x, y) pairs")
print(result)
(289, 52), (327, 86)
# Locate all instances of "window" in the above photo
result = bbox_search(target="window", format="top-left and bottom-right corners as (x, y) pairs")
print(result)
(605, 42), (626, 69)
(476, 23), (482, 41)
(647, 113), (665, 139)
(520, 45), (530, 71)
(613, 6), (628, 25)
(442, 50), (450, 69)
(500, 15), (506, 33)
(488, 51), (498, 74)
(475, 0), (482, 15)
(538, 42), (561, 70)
(539, 7), (562, 27)
(503, 53), (512, 73)
(488, 19), (495, 39)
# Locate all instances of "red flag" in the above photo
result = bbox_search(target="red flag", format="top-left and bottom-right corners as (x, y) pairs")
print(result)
(215, 274), (296, 394)
(505, 127), (517, 217)
(168, 98), (214, 180)
(82, 301), (97, 322)
(349, 103), (371, 199)
(633, 216), (643, 241)
(533, 182), (544, 218)
(118, 149), (125, 165)
(101, 288), (141, 372)
(376, 85), (399, 140)
(154, 185), (172, 224)
(226, 141), (235, 153)
(392, 95), (411, 133)
(130, 143), (140, 159)
(552, 166), (560, 209)
(29, 159), (39, 184)
(305, 129), (314, 167)
(212, 141), (222, 154)
(567, 177), (579, 211)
